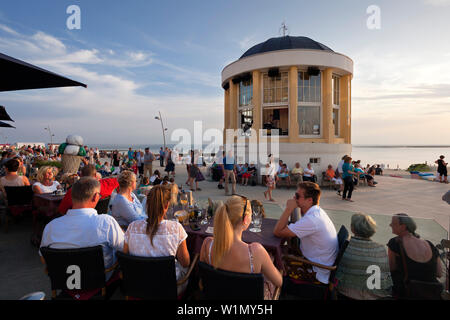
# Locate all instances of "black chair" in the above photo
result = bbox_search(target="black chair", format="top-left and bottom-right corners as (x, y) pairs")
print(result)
(95, 196), (110, 214)
(117, 252), (199, 300)
(281, 225), (350, 300)
(2, 186), (34, 232)
(40, 245), (117, 300)
(198, 261), (280, 300)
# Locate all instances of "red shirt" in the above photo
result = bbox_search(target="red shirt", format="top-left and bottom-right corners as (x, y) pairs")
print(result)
(58, 178), (119, 215)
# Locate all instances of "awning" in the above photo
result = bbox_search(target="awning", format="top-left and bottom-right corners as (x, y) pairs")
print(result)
(0, 52), (87, 92)
(0, 121), (15, 128)
(0, 106), (14, 122)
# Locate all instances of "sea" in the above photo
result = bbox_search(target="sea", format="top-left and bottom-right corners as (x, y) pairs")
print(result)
(92, 144), (450, 171)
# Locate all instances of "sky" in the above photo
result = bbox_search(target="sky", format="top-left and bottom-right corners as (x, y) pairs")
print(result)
(0, 0), (449, 146)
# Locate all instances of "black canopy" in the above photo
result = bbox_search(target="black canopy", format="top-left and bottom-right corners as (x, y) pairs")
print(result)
(0, 52), (87, 92)
(0, 106), (14, 122)
(0, 121), (15, 128)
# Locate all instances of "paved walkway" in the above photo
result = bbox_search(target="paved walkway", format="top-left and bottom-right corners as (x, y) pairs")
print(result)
(0, 164), (448, 299)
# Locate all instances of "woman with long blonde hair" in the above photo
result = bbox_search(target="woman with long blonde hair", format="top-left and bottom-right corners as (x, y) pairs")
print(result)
(200, 195), (282, 299)
(123, 185), (190, 295)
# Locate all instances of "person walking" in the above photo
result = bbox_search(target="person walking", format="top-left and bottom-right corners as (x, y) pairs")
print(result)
(143, 148), (155, 178)
(435, 155), (448, 184)
(159, 147), (165, 167)
(342, 156), (357, 202)
(223, 150), (236, 196)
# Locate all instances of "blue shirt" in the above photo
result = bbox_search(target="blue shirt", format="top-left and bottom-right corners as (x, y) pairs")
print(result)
(109, 193), (146, 227)
(39, 208), (125, 280)
(342, 163), (353, 179)
(128, 151), (134, 160)
(223, 157), (235, 171)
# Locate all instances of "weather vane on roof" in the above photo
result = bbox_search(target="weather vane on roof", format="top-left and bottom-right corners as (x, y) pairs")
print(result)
(279, 21), (289, 37)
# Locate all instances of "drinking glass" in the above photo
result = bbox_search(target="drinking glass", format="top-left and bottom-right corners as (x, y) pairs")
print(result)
(250, 207), (262, 233)
(180, 193), (188, 211)
(200, 208), (209, 225)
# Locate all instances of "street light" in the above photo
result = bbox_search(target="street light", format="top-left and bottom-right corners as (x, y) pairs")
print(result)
(44, 125), (55, 147)
(155, 111), (167, 150)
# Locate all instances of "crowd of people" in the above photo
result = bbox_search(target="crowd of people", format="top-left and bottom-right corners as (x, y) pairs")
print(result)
(0, 143), (447, 300)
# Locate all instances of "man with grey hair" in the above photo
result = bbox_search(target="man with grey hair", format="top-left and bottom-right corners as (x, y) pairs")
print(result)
(40, 177), (125, 284)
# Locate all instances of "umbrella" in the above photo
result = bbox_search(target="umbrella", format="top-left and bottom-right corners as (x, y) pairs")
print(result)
(0, 121), (15, 128)
(0, 52), (87, 92)
(0, 106), (14, 122)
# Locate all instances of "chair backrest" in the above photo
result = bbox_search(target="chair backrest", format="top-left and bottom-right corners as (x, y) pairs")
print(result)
(40, 246), (106, 291)
(4, 186), (33, 206)
(198, 261), (265, 300)
(95, 197), (110, 214)
(329, 225), (350, 282)
(116, 252), (177, 299)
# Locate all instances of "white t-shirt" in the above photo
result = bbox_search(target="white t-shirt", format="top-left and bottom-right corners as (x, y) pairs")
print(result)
(33, 181), (61, 193)
(303, 167), (315, 177)
(337, 160), (345, 173)
(287, 205), (338, 284)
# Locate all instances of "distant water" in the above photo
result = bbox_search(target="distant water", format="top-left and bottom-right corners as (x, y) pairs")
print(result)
(351, 146), (450, 170)
(93, 144), (450, 170)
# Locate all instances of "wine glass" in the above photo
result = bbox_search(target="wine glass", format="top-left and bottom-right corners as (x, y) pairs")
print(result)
(180, 193), (188, 211)
(250, 206), (262, 233)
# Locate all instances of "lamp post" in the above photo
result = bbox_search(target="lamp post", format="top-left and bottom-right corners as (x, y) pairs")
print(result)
(44, 125), (55, 147)
(155, 111), (168, 150)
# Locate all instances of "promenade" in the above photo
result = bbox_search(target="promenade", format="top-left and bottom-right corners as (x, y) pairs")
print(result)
(0, 164), (448, 300)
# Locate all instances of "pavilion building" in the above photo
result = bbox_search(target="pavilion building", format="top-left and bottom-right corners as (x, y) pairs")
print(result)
(221, 35), (353, 179)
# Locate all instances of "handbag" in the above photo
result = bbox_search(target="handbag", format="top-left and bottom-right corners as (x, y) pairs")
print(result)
(397, 238), (443, 300)
(196, 170), (205, 182)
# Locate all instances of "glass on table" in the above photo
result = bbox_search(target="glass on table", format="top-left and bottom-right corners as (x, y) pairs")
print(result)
(249, 206), (262, 233)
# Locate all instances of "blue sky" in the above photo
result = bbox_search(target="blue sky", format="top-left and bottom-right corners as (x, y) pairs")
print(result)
(0, 0), (449, 145)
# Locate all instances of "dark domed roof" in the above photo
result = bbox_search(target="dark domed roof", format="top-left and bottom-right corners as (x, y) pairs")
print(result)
(240, 36), (334, 59)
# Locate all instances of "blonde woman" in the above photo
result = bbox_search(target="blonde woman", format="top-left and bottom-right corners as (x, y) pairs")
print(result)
(32, 166), (61, 194)
(200, 195), (282, 299)
(123, 185), (190, 295)
(109, 170), (145, 228)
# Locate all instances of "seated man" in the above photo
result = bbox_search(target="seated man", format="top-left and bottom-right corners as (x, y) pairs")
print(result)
(58, 164), (119, 215)
(375, 165), (383, 176)
(39, 177), (125, 297)
(274, 182), (338, 284)
(290, 162), (304, 185)
(326, 164), (344, 195)
(302, 163), (316, 183)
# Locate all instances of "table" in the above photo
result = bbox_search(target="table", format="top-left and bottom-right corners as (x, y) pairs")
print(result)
(31, 193), (65, 246)
(183, 218), (285, 270)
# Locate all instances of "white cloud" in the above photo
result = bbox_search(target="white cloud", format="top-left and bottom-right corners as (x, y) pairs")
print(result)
(0, 24), (224, 145)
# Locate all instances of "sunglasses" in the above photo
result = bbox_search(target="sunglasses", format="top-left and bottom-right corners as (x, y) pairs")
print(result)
(234, 194), (248, 221)
(295, 192), (305, 200)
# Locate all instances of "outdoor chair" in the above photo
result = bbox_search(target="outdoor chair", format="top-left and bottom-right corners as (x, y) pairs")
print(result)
(290, 173), (303, 186)
(321, 172), (334, 190)
(40, 245), (119, 300)
(197, 261), (281, 300)
(355, 173), (367, 186)
(277, 175), (292, 189)
(281, 225), (350, 300)
(95, 196), (110, 214)
(2, 186), (34, 232)
(116, 252), (199, 300)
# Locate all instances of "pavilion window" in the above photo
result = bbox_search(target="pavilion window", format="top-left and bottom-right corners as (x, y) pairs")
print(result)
(332, 75), (340, 136)
(298, 71), (322, 136)
(238, 78), (254, 135)
(262, 72), (289, 136)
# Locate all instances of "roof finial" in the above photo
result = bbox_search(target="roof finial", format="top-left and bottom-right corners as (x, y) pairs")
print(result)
(279, 21), (289, 37)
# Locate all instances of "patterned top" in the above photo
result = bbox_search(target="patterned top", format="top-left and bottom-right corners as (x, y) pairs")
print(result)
(124, 219), (188, 281)
(335, 237), (393, 300)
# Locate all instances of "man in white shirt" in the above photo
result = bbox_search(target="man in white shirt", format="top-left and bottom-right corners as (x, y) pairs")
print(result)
(40, 177), (125, 286)
(274, 182), (338, 284)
